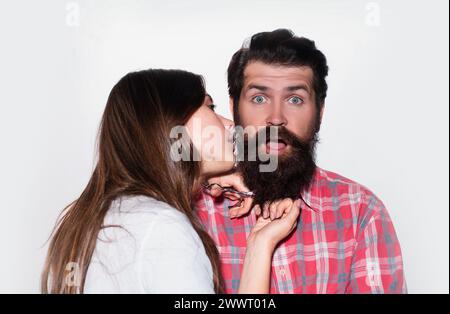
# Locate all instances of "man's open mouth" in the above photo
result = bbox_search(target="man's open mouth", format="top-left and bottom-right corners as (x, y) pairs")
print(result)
(265, 138), (289, 154)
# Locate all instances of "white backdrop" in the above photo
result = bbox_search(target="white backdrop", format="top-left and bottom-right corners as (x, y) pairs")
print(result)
(0, 0), (448, 293)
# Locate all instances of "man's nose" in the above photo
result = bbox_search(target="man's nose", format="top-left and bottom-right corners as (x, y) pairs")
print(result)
(266, 102), (287, 127)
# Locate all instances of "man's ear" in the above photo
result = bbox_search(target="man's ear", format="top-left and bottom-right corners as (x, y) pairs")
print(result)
(229, 97), (234, 119)
(316, 103), (325, 132)
(319, 103), (325, 123)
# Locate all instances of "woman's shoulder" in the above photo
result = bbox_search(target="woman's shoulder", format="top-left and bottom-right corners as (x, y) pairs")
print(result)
(93, 195), (203, 270)
(107, 195), (186, 222)
(104, 195), (200, 247)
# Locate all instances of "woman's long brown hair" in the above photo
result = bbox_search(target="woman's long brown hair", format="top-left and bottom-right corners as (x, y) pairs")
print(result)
(41, 69), (223, 293)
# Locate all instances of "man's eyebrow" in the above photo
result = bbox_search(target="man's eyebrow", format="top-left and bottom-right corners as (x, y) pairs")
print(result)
(245, 84), (270, 92)
(245, 84), (311, 93)
(285, 85), (310, 93)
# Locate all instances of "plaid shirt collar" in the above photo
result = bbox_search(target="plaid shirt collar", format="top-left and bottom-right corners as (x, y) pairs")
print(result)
(298, 167), (321, 213)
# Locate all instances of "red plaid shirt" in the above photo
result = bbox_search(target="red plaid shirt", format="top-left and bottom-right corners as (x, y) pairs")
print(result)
(196, 167), (406, 294)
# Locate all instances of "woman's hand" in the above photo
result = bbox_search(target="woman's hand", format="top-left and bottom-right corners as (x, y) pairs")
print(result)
(248, 199), (301, 251)
(238, 198), (301, 294)
(205, 172), (254, 218)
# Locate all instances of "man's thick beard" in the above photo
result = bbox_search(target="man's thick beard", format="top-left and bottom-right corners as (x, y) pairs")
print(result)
(238, 126), (318, 208)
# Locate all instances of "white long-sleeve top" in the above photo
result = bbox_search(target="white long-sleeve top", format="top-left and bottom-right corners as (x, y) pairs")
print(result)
(84, 195), (214, 293)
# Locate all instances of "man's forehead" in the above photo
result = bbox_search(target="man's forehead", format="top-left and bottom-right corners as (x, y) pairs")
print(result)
(243, 61), (314, 90)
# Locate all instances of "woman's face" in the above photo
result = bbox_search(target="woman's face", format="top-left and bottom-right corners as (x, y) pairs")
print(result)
(185, 95), (235, 178)
(203, 94), (216, 112)
(203, 94), (234, 129)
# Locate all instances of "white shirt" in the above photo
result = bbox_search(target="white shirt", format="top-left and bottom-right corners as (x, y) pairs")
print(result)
(84, 195), (214, 293)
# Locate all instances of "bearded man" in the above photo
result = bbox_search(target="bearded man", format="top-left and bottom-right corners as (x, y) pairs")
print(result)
(196, 29), (406, 294)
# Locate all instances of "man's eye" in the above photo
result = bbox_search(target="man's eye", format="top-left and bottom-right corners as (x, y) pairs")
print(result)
(252, 95), (267, 104)
(208, 104), (216, 111)
(288, 96), (304, 105)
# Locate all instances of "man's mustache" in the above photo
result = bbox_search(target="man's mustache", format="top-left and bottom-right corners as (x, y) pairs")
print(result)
(238, 126), (310, 161)
(237, 125), (318, 209)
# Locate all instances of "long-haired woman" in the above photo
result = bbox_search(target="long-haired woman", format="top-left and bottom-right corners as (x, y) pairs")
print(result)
(41, 69), (300, 293)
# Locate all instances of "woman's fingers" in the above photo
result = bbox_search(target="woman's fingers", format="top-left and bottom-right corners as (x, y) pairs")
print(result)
(254, 205), (262, 216)
(261, 198), (296, 221)
(270, 199), (301, 241)
(208, 187), (223, 197)
(263, 203), (270, 219)
(285, 199), (301, 229)
(275, 198), (293, 219)
(249, 199), (302, 248)
(207, 173), (249, 197)
(269, 200), (282, 220)
(207, 172), (254, 218)
(232, 196), (254, 218)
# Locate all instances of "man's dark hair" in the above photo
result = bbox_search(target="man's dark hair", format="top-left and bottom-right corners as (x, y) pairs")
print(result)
(227, 29), (329, 119)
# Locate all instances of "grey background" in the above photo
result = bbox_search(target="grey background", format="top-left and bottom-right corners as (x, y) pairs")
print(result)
(0, 0), (448, 293)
